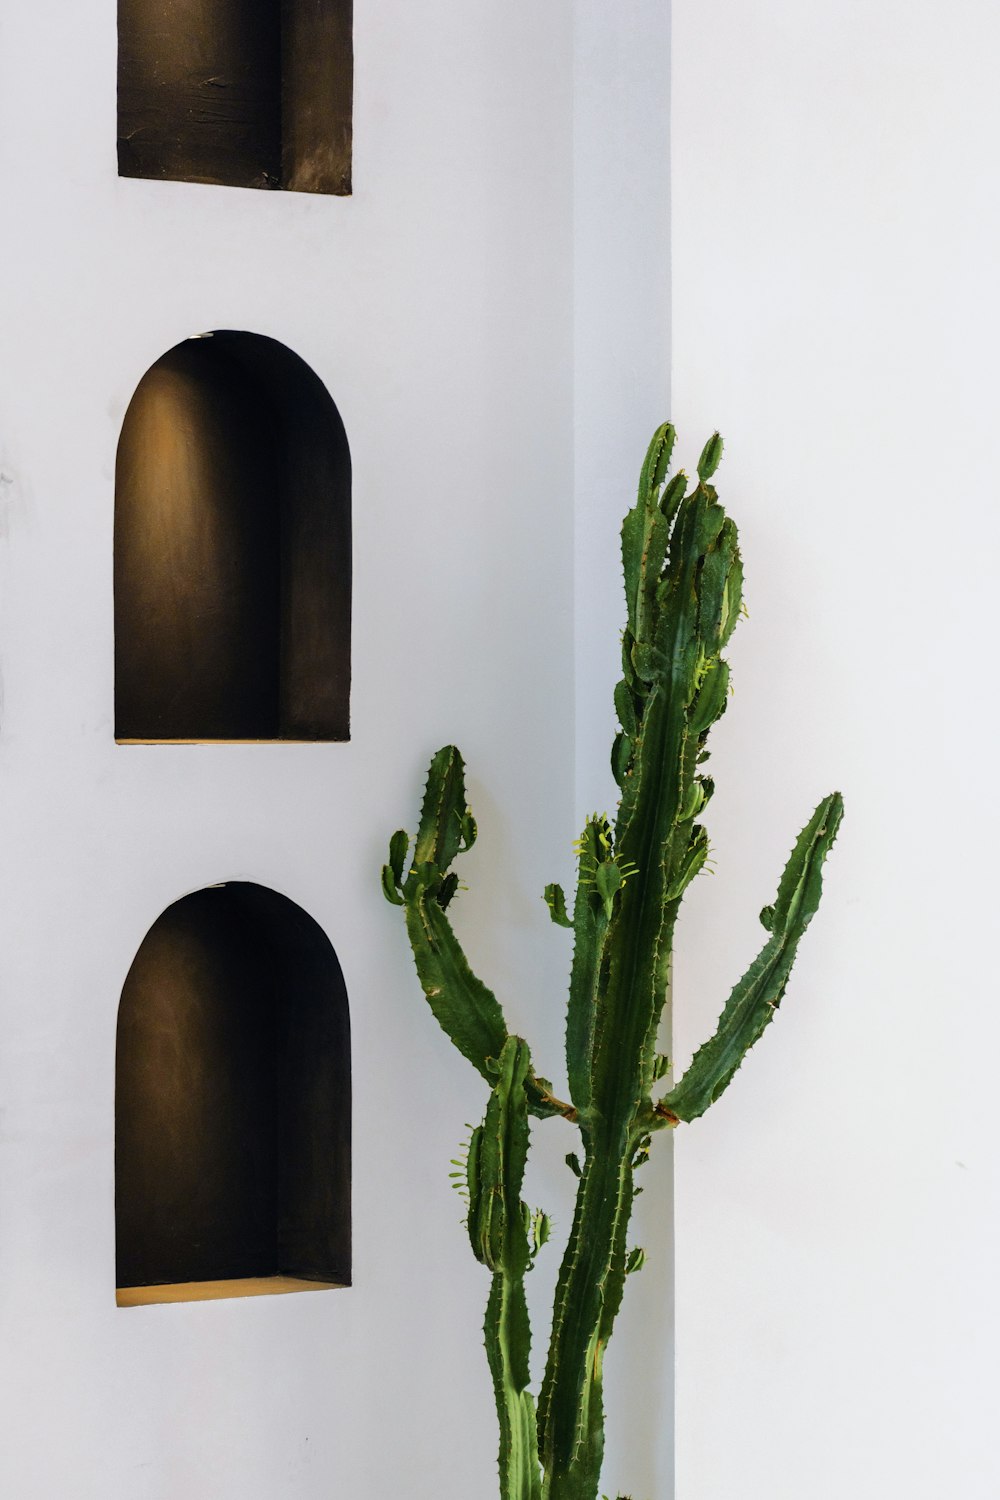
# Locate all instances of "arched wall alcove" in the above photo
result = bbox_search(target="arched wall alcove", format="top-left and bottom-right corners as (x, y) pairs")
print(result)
(117, 0), (353, 195)
(115, 882), (351, 1306)
(114, 331), (351, 743)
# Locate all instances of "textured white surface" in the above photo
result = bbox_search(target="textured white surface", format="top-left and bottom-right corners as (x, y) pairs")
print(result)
(670, 4), (1000, 1497)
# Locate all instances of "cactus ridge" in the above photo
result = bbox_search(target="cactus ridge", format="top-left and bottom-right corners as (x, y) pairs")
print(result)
(383, 426), (843, 1500)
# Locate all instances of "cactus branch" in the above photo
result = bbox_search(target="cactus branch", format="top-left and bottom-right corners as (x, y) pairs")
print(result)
(469, 1037), (544, 1500)
(383, 746), (575, 1119)
(656, 790), (844, 1124)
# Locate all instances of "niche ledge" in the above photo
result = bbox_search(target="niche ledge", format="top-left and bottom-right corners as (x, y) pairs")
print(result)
(115, 738), (340, 747)
(117, 1275), (345, 1308)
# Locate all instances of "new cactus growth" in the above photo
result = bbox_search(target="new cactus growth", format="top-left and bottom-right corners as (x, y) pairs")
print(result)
(382, 426), (843, 1500)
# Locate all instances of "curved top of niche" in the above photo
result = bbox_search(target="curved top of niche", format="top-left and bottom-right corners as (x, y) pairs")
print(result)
(118, 0), (353, 195)
(115, 331), (351, 744)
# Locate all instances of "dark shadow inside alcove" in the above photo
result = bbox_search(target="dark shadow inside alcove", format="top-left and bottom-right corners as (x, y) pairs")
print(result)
(118, 0), (353, 194)
(116, 882), (351, 1305)
(115, 331), (351, 743)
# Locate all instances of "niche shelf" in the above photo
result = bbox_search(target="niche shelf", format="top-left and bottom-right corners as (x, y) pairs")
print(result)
(114, 331), (351, 743)
(118, 0), (353, 195)
(115, 882), (351, 1306)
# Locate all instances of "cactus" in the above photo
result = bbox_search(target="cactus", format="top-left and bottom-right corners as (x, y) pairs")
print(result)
(382, 426), (843, 1500)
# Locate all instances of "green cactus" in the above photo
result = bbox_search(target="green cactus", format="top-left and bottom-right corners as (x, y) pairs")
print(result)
(382, 426), (843, 1500)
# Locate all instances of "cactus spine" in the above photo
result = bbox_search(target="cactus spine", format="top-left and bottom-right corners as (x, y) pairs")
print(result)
(382, 426), (843, 1500)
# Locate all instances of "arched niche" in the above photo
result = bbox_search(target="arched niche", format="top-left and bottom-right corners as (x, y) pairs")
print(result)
(117, 0), (353, 195)
(115, 882), (351, 1305)
(114, 331), (351, 743)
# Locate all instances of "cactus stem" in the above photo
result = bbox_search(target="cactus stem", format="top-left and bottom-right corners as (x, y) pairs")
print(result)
(533, 1090), (579, 1124)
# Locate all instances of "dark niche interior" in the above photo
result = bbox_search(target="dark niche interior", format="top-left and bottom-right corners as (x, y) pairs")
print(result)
(115, 331), (351, 743)
(116, 882), (351, 1305)
(118, 0), (353, 195)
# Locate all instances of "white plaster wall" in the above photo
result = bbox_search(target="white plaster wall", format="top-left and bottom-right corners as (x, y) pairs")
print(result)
(572, 5), (674, 1498)
(573, 0), (672, 808)
(0, 3), (576, 1496)
(670, 5), (1000, 1498)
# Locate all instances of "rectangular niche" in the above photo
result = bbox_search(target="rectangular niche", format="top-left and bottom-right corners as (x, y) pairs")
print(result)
(118, 0), (353, 195)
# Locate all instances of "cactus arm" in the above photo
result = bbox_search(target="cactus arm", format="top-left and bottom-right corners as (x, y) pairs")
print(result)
(656, 790), (844, 1124)
(400, 887), (508, 1083)
(413, 744), (477, 870)
(545, 883), (574, 928)
(381, 746), (506, 1080)
(384, 745), (575, 1118)
(401, 875), (575, 1114)
(469, 1037), (544, 1500)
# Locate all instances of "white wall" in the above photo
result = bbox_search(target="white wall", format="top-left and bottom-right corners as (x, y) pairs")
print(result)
(0, 3), (576, 1496)
(572, 5), (674, 1498)
(5, 6), (983, 1499)
(671, 5), (1000, 1498)
(573, 0), (672, 806)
